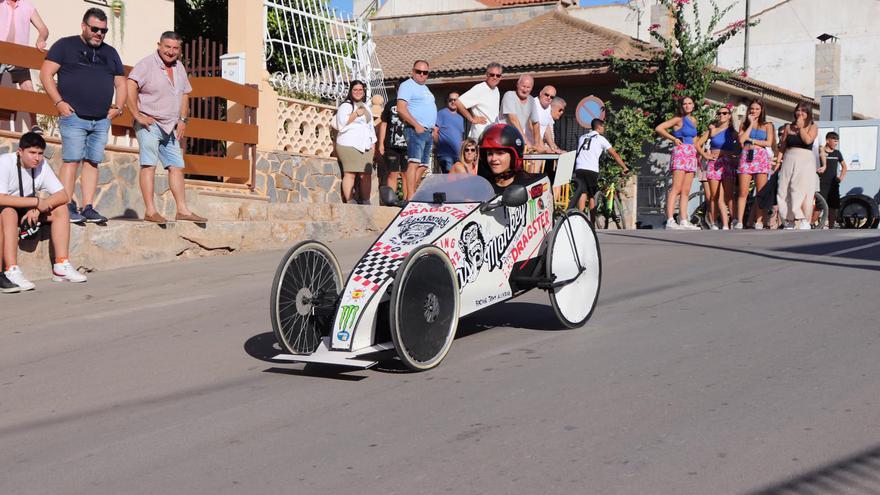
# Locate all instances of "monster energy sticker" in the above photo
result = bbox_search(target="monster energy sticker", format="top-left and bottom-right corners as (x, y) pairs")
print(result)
(335, 304), (359, 341)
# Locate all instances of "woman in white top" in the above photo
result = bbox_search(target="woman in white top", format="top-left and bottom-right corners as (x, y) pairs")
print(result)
(335, 80), (377, 203)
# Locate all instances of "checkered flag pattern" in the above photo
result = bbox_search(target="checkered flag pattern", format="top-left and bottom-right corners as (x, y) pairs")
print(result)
(351, 242), (409, 292)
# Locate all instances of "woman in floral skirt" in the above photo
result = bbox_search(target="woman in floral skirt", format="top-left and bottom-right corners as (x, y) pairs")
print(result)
(735, 100), (775, 229)
(696, 105), (740, 229)
(656, 96), (700, 230)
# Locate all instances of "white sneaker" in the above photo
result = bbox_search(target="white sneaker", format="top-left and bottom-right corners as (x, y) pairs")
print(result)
(709, 224), (719, 230)
(679, 219), (700, 230)
(665, 218), (680, 230)
(4, 266), (35, 291)
(722, 225), (730, 230)
(798, 219), (811, 230)
(754, 221), (764, 230)
(52, 261), (87, 283)
(732, 221), (743, 230)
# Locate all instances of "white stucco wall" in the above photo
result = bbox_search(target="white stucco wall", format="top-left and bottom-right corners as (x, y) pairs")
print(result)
(569, 4), (648, 41)
(708, 0), (880, 118)
(28, 0), (175, 64)
(570, 0), (880, 118)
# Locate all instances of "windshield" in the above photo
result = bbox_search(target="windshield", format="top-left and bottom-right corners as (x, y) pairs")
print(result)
(411, 173), (495, 203)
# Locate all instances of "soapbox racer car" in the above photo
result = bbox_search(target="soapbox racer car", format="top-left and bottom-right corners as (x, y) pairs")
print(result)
(269, 169), (601, 371)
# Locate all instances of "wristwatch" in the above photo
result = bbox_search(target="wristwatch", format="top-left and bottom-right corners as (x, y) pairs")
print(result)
(178, 117), (189, 123)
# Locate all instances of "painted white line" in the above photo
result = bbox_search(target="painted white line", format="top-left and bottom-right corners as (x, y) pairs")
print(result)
(827, 239), (880, 257)
(81, 294), (216, 321)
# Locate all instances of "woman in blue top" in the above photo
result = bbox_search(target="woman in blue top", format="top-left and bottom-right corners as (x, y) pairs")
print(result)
(656, 96), (700, 230)
(696, 105), (739, 229)
(735, 100), (776, 229)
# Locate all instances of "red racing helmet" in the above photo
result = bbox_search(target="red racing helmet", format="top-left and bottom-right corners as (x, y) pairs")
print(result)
(478, 124), (525, 176)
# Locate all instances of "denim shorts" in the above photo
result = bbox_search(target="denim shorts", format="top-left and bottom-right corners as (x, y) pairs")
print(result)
(404, 127), (432, 166)
(437, 154), (456, 173)
(58, 113), (110, 165)
(59, 113), (111, 164)
(135, 122), (185, 168)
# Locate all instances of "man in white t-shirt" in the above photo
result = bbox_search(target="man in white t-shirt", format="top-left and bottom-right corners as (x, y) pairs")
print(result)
(0, 132), (87, 291)
(573, 119), (629, 219)
(532, 86), (566, 152)
(455, 62), (503, 140)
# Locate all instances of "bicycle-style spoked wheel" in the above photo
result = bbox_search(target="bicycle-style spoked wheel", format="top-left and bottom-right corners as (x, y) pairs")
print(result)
(546, 211), (601, 328)
(270, 241), (343, 355)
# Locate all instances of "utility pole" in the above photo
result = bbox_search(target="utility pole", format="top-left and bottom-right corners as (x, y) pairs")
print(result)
(743, 0), (751, 72)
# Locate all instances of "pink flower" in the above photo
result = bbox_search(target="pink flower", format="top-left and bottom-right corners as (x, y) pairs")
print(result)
(602, 49), (615, 57)
(649, 23), (660, 31)
(674, 82), (686, 91)
(725, 103), (734, 110)
(674, 0), (690, 4)
(740, 70), (748, 78)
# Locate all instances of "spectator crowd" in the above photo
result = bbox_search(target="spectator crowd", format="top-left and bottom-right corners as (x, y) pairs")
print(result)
(339, 60), (569, 204)
(1, 6), (206, 294)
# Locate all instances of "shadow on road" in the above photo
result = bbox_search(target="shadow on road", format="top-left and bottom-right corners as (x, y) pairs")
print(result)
(457, 301), (569, 337)
(746, 444), (880, 494)
(245, 298), (568, 377)
(243, 332), (370, 380)
(605, 232), (880, 272)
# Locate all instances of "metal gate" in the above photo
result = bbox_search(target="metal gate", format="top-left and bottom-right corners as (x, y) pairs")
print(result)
(263, 0), (386, 103)
(183, 36), (226, 159)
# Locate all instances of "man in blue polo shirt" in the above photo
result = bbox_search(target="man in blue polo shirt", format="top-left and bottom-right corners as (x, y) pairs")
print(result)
(39, 7), (126, 224)
(395, 60), (437, 199)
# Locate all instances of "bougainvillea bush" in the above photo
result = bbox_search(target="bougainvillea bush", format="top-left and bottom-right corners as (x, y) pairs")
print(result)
(600, 0), (757, 178)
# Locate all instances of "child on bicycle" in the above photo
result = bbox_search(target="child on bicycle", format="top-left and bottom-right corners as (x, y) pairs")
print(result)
(573, 118), (629, 224)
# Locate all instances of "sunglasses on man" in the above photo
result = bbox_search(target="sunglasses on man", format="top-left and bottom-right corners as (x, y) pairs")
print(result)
(413, 69), (430, 76)
(487, 72), (502, 78)
(87, 25), (109, 34)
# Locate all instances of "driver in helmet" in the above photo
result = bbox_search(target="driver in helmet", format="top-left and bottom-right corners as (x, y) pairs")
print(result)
(478, 123), (539, 195)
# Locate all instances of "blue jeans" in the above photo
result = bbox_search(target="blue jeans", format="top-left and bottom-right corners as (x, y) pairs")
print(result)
(437, 154), (456, 173)
(134, 122), (185, 168)
(58, 113), (111, 164)
(404, 127), (433, 166)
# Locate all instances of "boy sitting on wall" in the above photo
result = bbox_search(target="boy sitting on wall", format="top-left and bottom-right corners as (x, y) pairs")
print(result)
(0, 132), (87, 291)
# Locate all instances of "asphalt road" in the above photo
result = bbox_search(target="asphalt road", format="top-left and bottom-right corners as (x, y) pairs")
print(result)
(2, 229), (880, 495)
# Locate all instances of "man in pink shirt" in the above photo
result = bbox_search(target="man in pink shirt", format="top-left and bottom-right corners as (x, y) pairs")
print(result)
(126, 31), (205, 224)
(0, 0), (48, 131)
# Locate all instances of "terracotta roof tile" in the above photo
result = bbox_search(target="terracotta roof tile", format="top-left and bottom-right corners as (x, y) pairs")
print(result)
(375, 5), (654, 79)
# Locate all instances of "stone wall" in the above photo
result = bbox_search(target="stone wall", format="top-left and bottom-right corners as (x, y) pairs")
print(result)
(0, 136), (148, 219)
(254, 150), (379, 205)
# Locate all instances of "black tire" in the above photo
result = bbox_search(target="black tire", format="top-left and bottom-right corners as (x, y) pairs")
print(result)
(839, 196), (876, 229)
(270, 241), (343, 355)
(546, 210), (601, 328)
(811, 192), (829, 229)
(389, 245), (460, 371)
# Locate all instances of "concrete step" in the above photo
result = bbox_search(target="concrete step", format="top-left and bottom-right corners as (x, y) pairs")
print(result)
(17, 204), (398, 281)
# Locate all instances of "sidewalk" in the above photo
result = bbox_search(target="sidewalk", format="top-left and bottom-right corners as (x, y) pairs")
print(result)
(18, 200), (399, 280)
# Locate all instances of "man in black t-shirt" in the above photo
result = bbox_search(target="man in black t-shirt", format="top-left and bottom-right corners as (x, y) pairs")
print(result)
(816, 131), (847, 228)
(39, 8), (126, 224)
(378, 95), (409, 202)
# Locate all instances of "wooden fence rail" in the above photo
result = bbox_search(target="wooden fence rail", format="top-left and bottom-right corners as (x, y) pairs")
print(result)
(0, 40), (258, 183)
